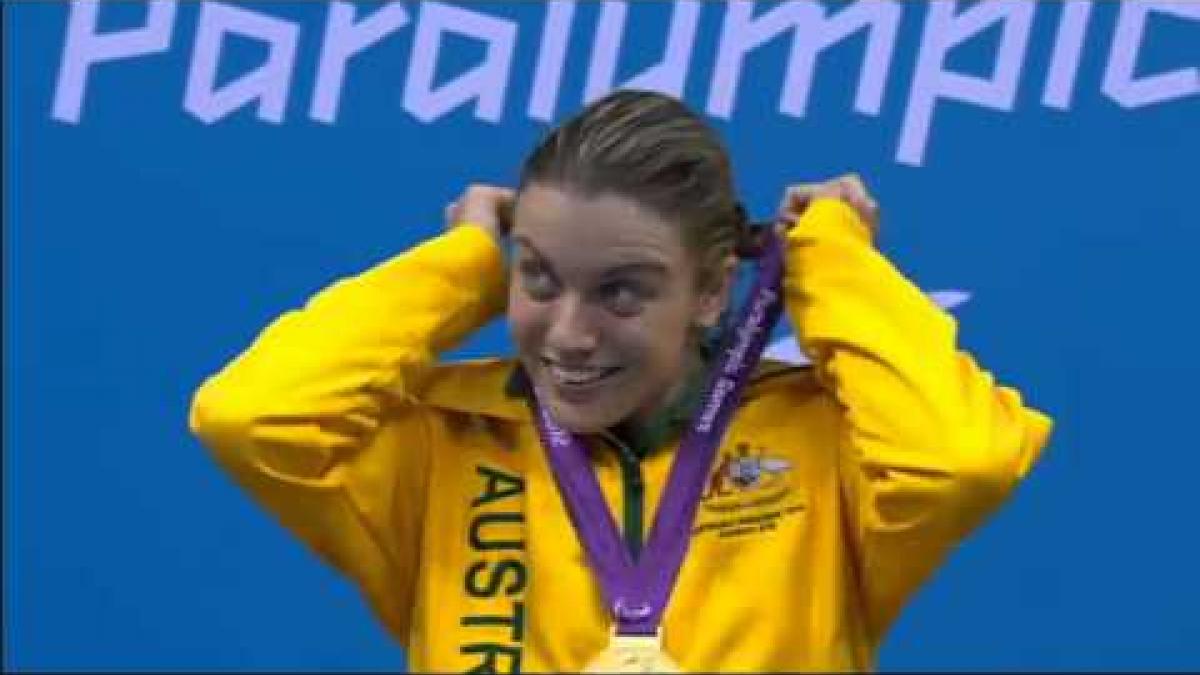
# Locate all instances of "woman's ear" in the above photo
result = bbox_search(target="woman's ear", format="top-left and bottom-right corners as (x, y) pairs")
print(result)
(695, 254), (738, 330)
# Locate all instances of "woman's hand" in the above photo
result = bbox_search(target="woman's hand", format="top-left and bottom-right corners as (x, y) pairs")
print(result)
(445, 184), (516, 245)
(777, 174), (880, 236)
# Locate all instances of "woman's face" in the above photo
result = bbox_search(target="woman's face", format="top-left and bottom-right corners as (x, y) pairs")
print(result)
(508, 184), (728, 434)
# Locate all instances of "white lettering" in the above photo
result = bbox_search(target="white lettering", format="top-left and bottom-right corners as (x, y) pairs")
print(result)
(403, 2), (516, 123)
(184, 2), (300, 125)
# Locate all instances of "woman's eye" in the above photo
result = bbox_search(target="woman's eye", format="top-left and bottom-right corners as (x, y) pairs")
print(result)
(600, 281), (650, 315)
(518, 263), (558, 300)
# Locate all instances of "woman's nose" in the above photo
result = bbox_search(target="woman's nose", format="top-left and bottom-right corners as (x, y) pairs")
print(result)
(545, 295), (598, 356)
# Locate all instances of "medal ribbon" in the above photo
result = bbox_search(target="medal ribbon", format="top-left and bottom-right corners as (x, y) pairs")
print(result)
(532, 231), (785, 636)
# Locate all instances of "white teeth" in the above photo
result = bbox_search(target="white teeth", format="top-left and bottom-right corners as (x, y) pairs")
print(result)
(546, 364), (617, 386)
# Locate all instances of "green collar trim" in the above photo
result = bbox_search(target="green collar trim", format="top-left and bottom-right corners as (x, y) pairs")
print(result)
(506, 352), (711, 460)
(611, 360), (708, 459)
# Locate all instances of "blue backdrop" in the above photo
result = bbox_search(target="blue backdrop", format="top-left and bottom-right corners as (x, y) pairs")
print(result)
(5, 1), (1198, 670)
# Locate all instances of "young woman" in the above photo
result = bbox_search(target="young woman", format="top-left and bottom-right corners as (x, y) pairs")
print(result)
(190, 90), (1051, 672)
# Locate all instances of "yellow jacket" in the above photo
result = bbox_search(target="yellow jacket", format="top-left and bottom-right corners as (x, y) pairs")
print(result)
(189, 199), (1052, 672)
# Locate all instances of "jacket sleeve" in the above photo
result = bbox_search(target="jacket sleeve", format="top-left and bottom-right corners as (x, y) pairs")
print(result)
(188, 224), (507, 644)
(782, 198), (1053, 640)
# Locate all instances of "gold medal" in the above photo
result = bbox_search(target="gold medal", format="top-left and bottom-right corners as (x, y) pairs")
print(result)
(582, 629), (682, 673)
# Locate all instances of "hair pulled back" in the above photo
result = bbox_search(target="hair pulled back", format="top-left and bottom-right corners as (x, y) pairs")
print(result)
(519, 90), (759, 287)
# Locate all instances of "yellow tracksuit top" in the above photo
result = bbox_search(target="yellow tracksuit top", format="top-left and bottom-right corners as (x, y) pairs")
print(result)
(189, 198), (1052, 672)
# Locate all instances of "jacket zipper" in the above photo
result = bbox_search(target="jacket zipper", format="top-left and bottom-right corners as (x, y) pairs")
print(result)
(600, 430), (645, 561)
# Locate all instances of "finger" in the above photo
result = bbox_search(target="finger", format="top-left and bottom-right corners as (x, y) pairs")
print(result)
(844, 175), (870, 202)
(790, 183), (820, 203)
(779, 184), (817, 217)
(846, 194), (876, 224)
(841, 173), (864, 192)
(845, 194), (880, 233)
(842, 176), (879, 229)
(864, 196), (880, 226)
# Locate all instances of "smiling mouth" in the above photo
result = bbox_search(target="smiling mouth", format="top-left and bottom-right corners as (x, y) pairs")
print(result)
(541, 358), (623, 388)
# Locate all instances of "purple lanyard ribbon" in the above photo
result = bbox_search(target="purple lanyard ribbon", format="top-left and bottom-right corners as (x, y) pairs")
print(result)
(531, 231), (785, 636)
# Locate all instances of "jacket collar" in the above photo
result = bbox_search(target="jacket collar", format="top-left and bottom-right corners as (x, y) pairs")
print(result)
(419, 355), (805, 433)
(502, 350), (730, 459)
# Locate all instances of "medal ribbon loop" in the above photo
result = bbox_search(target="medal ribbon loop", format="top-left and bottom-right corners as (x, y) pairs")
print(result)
(533, 231), (786, 636)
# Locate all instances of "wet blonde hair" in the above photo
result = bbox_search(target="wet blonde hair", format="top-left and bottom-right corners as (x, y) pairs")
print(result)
(519, 89), (754, 289)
